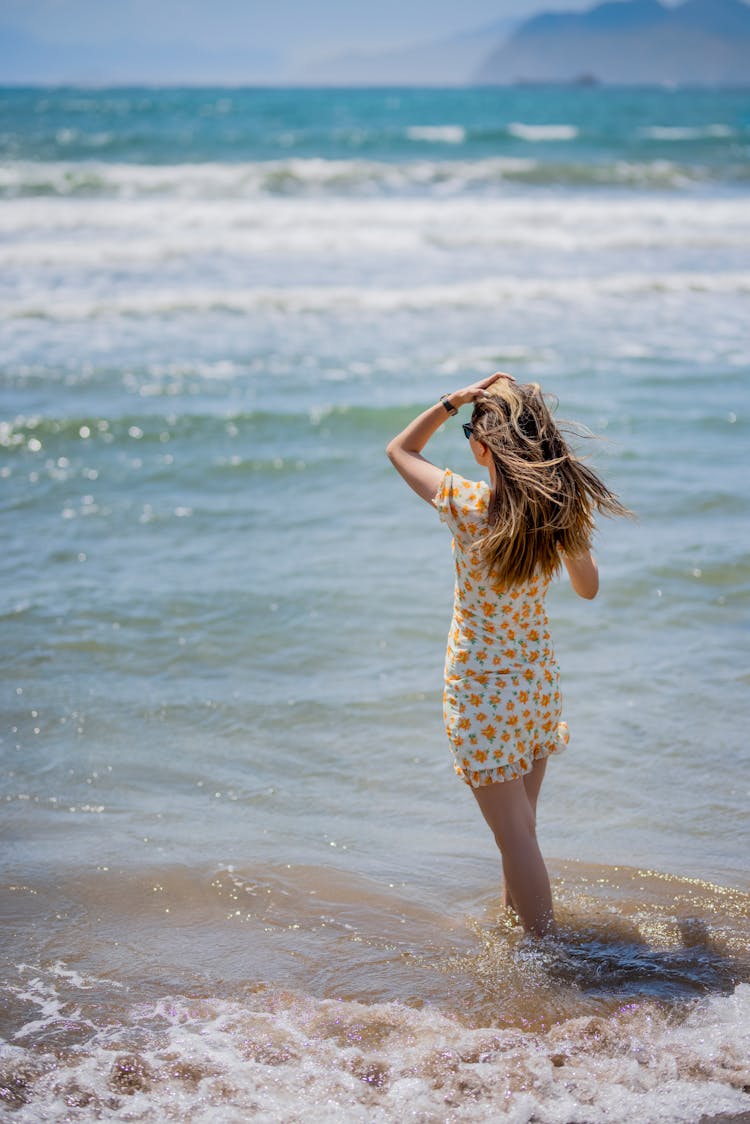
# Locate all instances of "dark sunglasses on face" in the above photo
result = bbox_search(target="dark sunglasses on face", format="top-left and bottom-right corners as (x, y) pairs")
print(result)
(462, 423), (474, 440)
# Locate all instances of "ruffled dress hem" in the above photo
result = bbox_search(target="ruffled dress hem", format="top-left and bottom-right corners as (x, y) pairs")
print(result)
(453, 723), (569, 788)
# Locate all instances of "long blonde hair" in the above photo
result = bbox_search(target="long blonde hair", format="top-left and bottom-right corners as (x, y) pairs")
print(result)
(470, 380), (630, 586)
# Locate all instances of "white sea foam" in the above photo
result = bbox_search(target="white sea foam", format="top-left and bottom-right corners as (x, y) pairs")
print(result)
(1, 194), (748, 269)
(2, 974), (749, 1123)
(0, 191), (746, 276)
(508, 123), (579, 142)
(4, 271), (750, 322)
(640, 124), (734, 140)
(0, 153), (723, 201)
(406, 125), (467, 143)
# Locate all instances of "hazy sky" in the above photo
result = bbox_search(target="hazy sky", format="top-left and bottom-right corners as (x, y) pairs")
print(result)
(1, 0), (691, 83)
(1, 0), (592, 73)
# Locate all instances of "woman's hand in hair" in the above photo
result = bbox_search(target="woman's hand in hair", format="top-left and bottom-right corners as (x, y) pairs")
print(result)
(451, 371), (513, 408)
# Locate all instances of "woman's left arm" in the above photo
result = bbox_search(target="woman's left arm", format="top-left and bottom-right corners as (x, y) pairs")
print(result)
(386, 373), (507, 504)
(562, 549), (599, 600)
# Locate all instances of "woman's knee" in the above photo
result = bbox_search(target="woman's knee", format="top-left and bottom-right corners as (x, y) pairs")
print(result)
(491, 809), (537, 852)
(479, 792), (537, 851)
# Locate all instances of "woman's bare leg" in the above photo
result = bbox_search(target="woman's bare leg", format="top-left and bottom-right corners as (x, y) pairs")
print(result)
(523, 757), (548, 813)
(471, 769), (554, 937)
(501, 758), (548, 911)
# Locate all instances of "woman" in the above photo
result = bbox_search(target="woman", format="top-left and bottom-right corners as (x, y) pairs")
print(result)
(386, 372), (629, 935)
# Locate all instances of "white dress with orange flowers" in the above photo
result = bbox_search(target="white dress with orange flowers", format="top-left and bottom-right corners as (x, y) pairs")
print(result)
(434, 469), (569, 787)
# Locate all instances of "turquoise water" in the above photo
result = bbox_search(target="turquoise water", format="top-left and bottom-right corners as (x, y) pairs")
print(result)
(1, 87), (750, 1122)
(2, 85), (749, 173)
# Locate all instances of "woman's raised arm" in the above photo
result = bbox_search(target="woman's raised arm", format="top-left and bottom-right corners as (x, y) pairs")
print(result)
(386, 373), (508, 503)
(385, 400), (451, 503)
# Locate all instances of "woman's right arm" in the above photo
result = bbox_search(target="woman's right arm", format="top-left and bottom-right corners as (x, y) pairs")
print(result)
(386, 372), (507, 503)
(563, 550), (599, 600)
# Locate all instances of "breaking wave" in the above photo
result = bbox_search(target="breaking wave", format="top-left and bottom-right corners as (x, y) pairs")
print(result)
(0, 154), (746, 200)
(4, 271), (750, 321)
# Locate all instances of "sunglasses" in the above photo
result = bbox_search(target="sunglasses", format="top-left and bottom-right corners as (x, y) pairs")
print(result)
(462, 423), (474, 440)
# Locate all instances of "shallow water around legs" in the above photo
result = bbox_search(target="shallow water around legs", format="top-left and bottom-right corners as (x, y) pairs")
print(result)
(2, 861), (750, 1121)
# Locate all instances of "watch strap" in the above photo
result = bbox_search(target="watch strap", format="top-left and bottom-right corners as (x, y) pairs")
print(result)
(440, 394), (458, 416)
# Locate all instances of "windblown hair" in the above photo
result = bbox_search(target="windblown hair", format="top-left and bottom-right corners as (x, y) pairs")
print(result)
(470, 381), (630, 586)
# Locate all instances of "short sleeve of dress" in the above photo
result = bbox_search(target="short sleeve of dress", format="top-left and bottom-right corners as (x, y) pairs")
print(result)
(433, 469), (487, 545)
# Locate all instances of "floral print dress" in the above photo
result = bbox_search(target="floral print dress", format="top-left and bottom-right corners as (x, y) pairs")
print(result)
(434, 469), (569, 787)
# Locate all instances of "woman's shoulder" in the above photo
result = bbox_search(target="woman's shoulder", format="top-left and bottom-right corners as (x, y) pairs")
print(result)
(434, 469), (490, 541)
(440, 469), (490, 508)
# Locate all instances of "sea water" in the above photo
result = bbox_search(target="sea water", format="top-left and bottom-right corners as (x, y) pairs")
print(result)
(1, 86), (749, 1122)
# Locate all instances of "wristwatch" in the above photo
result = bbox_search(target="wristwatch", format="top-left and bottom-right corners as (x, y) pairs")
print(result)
(439, 394), (458, 416)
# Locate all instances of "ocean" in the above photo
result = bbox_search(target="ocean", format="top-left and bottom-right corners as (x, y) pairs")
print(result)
(1, 85), (749, 1122)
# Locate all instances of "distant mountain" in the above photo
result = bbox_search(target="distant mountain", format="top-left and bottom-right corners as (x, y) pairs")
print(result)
(476, 0), (750, 86)
(294, 19), (518, 86)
